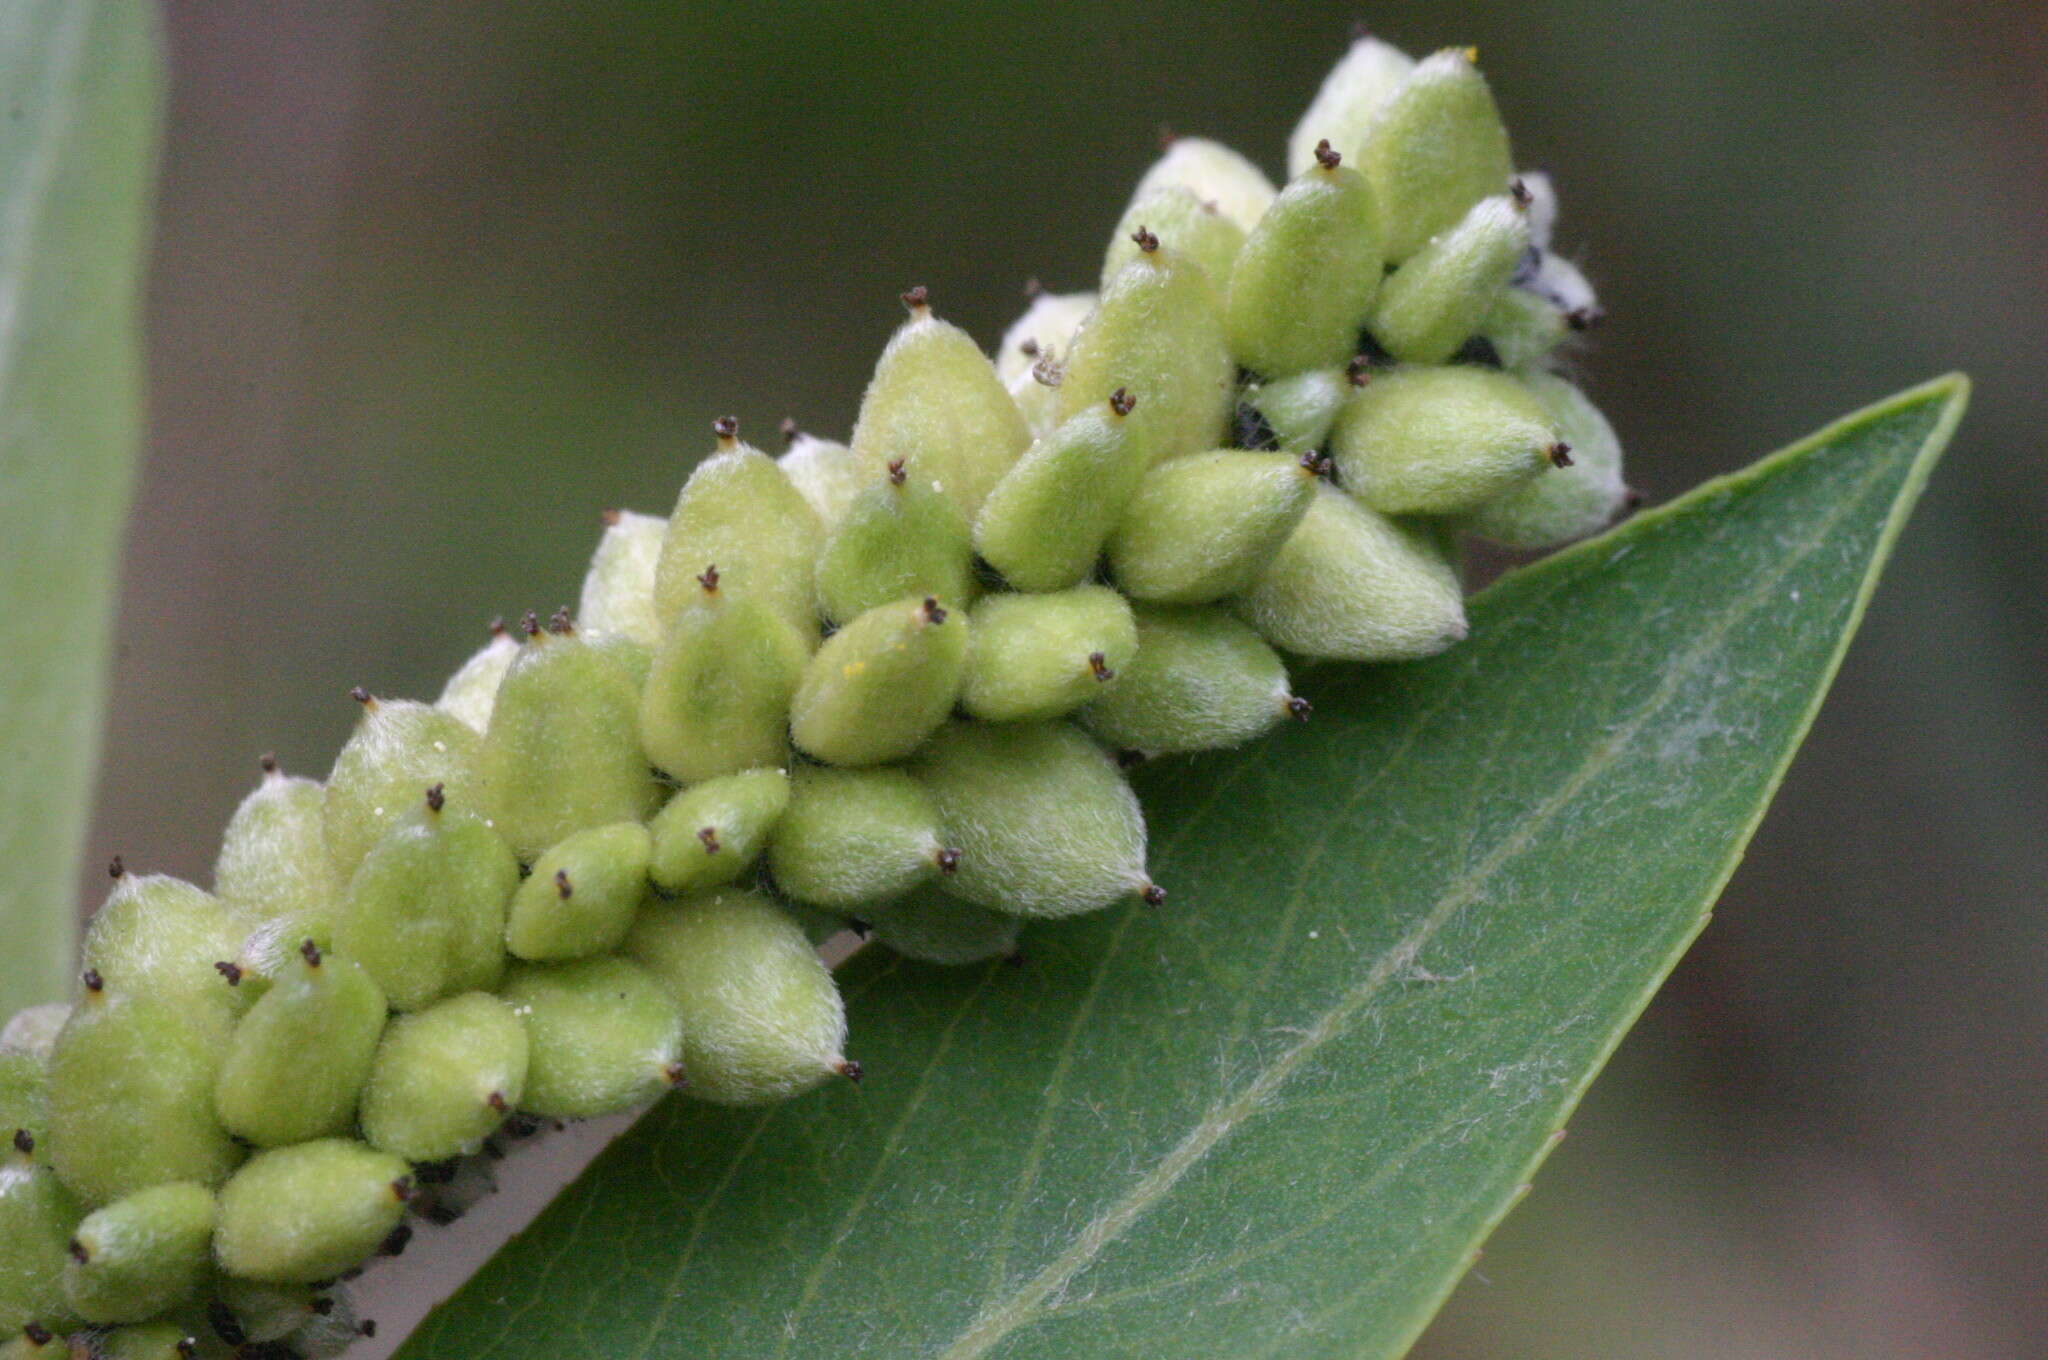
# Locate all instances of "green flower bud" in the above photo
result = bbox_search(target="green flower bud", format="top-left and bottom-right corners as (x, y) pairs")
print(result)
(0, 1009), (67, 1063)
(588, 629), (653, 695)
(849, 289), (1032, 521)
(479, 617), (661, 862)
(1462, 371), (1629, 548)
(650, 419), (824, 640)
(815, 460), (977, 624)
(1128, 136), (1276, 234)
(766, 766), (951, 911)
(499, 957), (683, 1119)
(62, 1182), (214, 1324)
(0, 1056), (47, 1165)
(359, 992), (527, 1163)
(322, 693), (484, 884)
(0, 1325), (66, 1360)
(1332, 365), (1564, 514)
(625, 890), (851, 1105)
(1225, 145), (1385, 379)
(960, 587), (1137, 724)
(576, 510), (666, 651)
(434, 621), (520, 734)
(1107, 450), (1319, 603)
(974, 394), (1148, 592)
(0, 1134), (82, 1334)
(866, 884), (1020, 967)
(1368, 192), (1531, 364)
(1478, 284), (1569, 370)
(638, 569), (811, 784)
(1101, 186), (1246, 296)
(79, 868), (238, 1026)
(1242, 365), (1353, 453)
(1357, 47), (1514, 262)
(647, 768), (789, 896)
(789, 597), (967, 766)
(1287, 30), (1416, 175)
(212, 943), (384, 1147)
(213, 1274), (325, 1345)
(1079, 604), (1299, 755)
(334, 788), (518, 1012)
(1057, 240), (1233, 464)
(211, 1140), (410, 1286)
(47, 984), (242, 1206)
(91, 1322), (198, 1360)
(505, 822), (652, 962)
(777, 427), (884, 532)
(994, 290), (1096, 387)
(211, 761), (343, 988)
(1232, 482), (1466, 661)
(912, 722), (1153, 917)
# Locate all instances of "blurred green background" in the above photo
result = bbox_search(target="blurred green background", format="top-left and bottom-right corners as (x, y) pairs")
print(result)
(91, 2), (2044, 1355)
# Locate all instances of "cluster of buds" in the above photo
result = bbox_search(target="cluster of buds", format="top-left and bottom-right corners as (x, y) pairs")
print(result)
(0, 29), (1628, 1359)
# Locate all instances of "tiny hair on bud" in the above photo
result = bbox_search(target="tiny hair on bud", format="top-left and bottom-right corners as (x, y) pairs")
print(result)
(712, 414), (739, 441)
(1314, 138), (1342, 170)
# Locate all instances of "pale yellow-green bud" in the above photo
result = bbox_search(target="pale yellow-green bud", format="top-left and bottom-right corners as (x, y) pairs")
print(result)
(1107, 450), (1318, 603)
(435, 620), (521, 734)
(0, 1133), (82, 1334)
(78, 870), (238, 1029)
(766, 765), (952, 911)
(866, 884), (1021, 967)
(61, 1182), (214, 1324)
(1288, 30), (1416, 175)
(1233, 482), (1467, 661)
(1079, 604), (1298, 755)
(849, 289), (1032, 521)
(638, 568), (811, 784)
(504, 821), (652, 961)
(650, 419), (823, 640)
(1331, 364), (1562, 515)
(1101, 186), (1246, 296)
(815, 460), (977, 624)
(211, 760), (343, 983)
(647, 767), (790, 895)
(576, 509), (666, 650)
(1369, 192), (1531, 364)
(213, 943), (385, 1147)
(1358, 48), (1514, 261)
(1128, 136), (1277, 234)
(498, 957), (684, 1119)
(359, 992), (528, 1163)
(211, 1140), (410, 1286)
(322, 694), (484, 884)
(776, 426), (884, 531)
(974, 394), (1148, 593)
(1226, 147), (1385, 378)
(1242, 365), (1354, 453)
(1461, 371), (1629, 548)
(994, 289), (1096, 386)
(1057, 242), (1233, 464)
(789, 596), (967, 766)
(961, 587), (1137, 723)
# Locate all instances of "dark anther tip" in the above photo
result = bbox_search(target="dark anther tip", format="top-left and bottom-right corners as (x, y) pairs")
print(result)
(1141, 884), (1168, 907)
(548, 606), (575, 635)
(12, 1128), (34, 1155)
(779, 416), (800, 444)
(67, 1239), (88, 1265)
(1350, 20), (1374, 41)
(1018, 337), (1040, 357)
(922, 597), (949, 625)
(1130, 225), (1160, 253)
(519, 609), (542, 637)
(847, 918), (872, 939)
(300, 939), (323, 968)
(23, 1325), (53, 1347)
(81, 969), (104, 993)
(176, 1338), (198, 1360)
(1346, 354), (1375, 386)
(599, 507), (623, 528)
(258, 752), (280, 774)
(712, 414), (740, 441)
(208, 1299), (247, 1347)
(360, 1319), (379, 1338)
(1299, 452), (1332, 478)
(349, 685), (374, 705)
(487, 1090), (510, 1113)
(1157, 122), (1178, 150)
(425, 782), (446, 813)
(1548, 442), (1575, 469)
(1314, 138), (1342, 170)
(887, 457), (907, 485)
(311, 1297), (336, 1316)
(1567, 306), (1605, 331)
(1510, 177), (1533, 207)
(900, 285), (930, 312)
(1288, 695), (1314, 721)
(836, 1059), (865, 1084)
(390, 1177), (416, 1204)
(107, 854), (125, 879)
(380, 1223), (413, 1257)
(1116, 748), (1148, 769)
(935, 847), (961, 874)
(488, 616), (510, 638)
(215, 960), (243, 985)
(1108, 387), (1137, 417)
(1023, 276), (1045, 298)
(1624, 486), (1646, 510)
(697, 563), (721, 593)
(555, 869), (572, 899)
(662, 1062), (688, 1088)
(697, 826), (722, 855)
(1088, 651), (1115, 682)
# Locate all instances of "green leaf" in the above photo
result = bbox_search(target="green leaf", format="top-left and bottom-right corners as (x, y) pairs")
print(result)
(399, 376), (1967, 1360)
(0, 0), (161, 1017)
